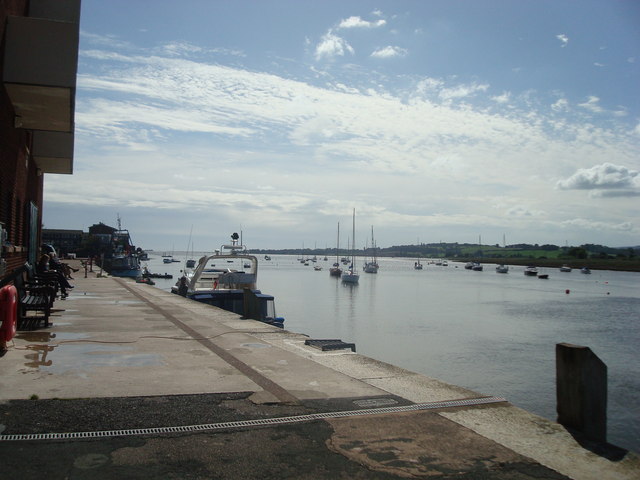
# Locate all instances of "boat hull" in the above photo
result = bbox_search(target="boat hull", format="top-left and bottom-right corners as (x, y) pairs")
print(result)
(341, 273), (360, 283)
(104, 254), (141, 278)
(363, 263), (378, 273)
(110, 269), (141, 278)
(183, 289), (284, 328)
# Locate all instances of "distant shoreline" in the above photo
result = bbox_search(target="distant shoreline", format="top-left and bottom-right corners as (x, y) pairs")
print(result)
(253, 254), (640, 273)
(449, 257), (640, 273)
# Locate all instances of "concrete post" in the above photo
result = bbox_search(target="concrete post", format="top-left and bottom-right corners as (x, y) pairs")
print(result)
(556, 343), (607, 442)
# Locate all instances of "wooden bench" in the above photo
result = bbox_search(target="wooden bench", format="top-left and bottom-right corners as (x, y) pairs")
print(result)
(24, 262), (61, 296)
(1, 265), (57, 329)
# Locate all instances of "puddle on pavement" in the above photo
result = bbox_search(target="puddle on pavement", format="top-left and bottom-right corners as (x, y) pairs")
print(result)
(23, 344), (164, 374)
(16, 331), (87, 343)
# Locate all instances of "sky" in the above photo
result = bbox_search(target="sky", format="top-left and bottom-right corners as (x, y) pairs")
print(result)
(42, 0), (640, 251)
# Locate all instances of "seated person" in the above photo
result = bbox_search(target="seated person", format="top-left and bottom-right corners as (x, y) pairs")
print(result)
(40, 245), (74, 298)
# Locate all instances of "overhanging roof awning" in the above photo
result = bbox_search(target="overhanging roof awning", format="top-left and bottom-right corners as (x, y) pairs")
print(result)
(31, 131), (74, 174)
(2, 15), (79, 133)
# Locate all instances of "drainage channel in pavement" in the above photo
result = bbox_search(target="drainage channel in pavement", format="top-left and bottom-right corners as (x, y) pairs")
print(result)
(0, 396), (507, 442)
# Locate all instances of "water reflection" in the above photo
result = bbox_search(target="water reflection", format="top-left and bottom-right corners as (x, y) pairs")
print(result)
(24, 344), (55, 368)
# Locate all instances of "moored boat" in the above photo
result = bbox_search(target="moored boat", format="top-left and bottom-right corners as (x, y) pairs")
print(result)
(581, 267), (591, 274)
(108, 253), (141, 278)
(524, 266), (538, 276)
(559, 264), (572, 272)
(171, 233), (284, 327)
(329, 222), (342, 277)
(495, 264), (509, 273)
(363, 226), (379, 274)
(341, 209), (360, 284)
(102, 216), (142, 278)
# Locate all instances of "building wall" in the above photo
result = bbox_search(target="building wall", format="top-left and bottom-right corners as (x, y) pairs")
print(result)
(0, 1), (79, 278)
(0, 0), (42, 274)
(42, 229), (84, 256)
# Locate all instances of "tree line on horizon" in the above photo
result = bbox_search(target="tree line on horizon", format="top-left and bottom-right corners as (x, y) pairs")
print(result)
(250, 242), (639, 260)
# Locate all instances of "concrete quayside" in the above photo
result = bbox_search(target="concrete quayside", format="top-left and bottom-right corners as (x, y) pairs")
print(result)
(0, 261), (638, 479)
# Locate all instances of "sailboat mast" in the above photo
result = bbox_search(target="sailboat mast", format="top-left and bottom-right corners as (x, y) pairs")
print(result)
(336, 222), (340, 262)
(371, 225), (375, 262)
(352, 208), (356, 264)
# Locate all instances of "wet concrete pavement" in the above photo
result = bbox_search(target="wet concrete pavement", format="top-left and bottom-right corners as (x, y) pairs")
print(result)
(0, 262), (638, 479)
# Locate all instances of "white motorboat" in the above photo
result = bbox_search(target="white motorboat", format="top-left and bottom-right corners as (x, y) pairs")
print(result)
(495, 264), (509, 273)
(171, 233), (284, 327)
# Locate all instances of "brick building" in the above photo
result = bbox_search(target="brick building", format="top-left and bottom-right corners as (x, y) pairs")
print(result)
(0, 0), (80, 277)
(41, 228), (84, 256)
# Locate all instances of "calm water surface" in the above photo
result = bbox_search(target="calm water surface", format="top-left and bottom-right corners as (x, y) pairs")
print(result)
(147, 253), (639, 452)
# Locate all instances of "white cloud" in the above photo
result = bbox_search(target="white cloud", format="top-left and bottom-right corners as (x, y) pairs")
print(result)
(507, 206), (533, 217)
(314, 31), (354, 61)
(162, 41), (203, 57)
(370, 46), (408, 59)
(57, 40), (640, 249)
(560, 218), (634, 232)
(577, 96), (604, 113)
(556, 34), (569, 47)
(557, 163), (640, 195)
(438, 82), (489, 101)
(551, 98), (569, 112)
(337, 16), (386, 29)
(491, 92), (511, 104)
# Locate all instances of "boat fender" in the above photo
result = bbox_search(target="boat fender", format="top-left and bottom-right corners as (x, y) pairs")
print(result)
(213, 280), (218, 290)
(0, 285), (18, 342)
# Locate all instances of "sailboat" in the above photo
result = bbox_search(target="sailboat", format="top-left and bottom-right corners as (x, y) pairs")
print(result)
(341, 209), (360, 284)
(363, 225), (379, 273)
(185, 226), (196, 268)
(414, 259), (423, 270)
(329, 222), (342, 277)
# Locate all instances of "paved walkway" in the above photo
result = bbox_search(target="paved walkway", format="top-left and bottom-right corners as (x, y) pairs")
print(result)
(0, 262), (637, 479)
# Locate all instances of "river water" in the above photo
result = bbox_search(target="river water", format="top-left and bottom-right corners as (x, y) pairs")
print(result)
(146, 253), (639, 452)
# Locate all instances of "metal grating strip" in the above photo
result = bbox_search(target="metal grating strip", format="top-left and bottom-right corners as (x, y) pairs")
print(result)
(0, 396), (506, 442)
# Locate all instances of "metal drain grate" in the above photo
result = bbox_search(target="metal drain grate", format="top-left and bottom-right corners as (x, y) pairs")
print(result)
(0, 396), (506, 442)
(305, 339), (356, 352)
